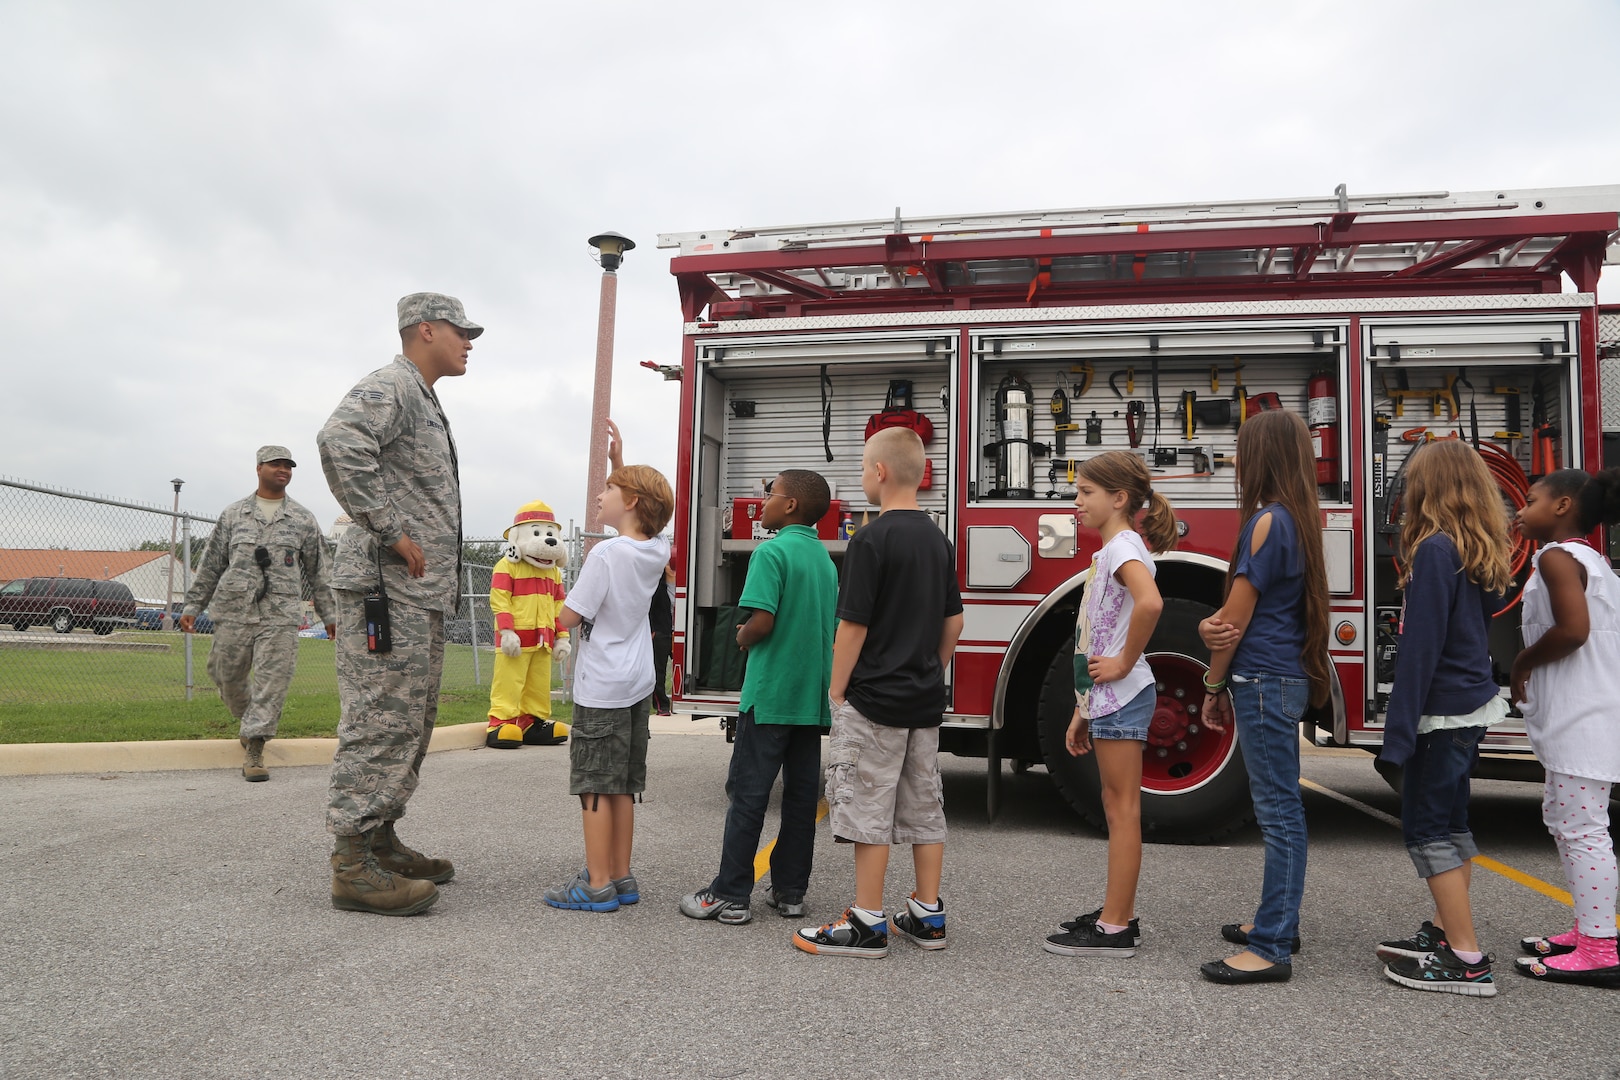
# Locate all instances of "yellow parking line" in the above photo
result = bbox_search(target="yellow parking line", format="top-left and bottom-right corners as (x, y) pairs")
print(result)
(1472, 855), (1573, 906)
(753, 799), (829, 882)
(1298, 776), (1572, 909)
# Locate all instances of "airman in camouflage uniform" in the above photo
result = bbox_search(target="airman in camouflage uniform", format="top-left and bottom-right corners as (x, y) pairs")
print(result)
(182, 445), (335, 782)
(315, 291), (480, 917)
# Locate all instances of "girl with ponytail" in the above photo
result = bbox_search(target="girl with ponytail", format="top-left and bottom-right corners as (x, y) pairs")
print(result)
(1042, 451), (1174, 959)
(1195, 409), (1331, 985)
(1510, 467), (1620, 985)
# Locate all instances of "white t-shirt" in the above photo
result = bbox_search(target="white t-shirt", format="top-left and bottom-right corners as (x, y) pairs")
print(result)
(566, 534), (672, 709)
(1075, 529), (1157, 719)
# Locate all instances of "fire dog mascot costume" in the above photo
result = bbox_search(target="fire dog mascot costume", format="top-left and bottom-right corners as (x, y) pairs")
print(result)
(485, 500), (572, 749)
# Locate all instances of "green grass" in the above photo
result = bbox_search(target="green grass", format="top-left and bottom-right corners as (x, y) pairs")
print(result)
(0, 634), (572, 743)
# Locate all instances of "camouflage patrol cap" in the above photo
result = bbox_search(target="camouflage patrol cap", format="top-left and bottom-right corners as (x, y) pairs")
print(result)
(256, 445), (296, 467)
(397, 292), (484, 338)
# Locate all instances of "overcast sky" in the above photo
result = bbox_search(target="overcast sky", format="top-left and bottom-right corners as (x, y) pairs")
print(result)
(4, 0), (1618, 542)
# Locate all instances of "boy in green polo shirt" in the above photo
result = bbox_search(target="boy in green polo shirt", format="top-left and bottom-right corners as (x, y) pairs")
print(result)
(680, 469), (838, 925)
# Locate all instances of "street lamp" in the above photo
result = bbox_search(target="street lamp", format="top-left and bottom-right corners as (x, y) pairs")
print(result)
(584, 231), (636, 542)
(162, 478), (184, 630)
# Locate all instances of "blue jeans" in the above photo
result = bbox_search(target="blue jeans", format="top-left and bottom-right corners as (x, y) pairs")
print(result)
(1230, 672), (1310, 965)
(1400, 725), (1485, 878)
(709, 710), (825, 904)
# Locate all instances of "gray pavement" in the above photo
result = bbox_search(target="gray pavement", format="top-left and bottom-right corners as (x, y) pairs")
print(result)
(2, 734), (1617, 1079)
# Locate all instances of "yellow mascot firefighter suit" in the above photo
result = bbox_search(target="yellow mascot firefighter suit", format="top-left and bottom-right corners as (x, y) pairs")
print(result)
(485, 500), (573, 749)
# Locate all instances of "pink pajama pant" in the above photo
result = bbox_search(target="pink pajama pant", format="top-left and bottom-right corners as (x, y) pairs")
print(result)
(1542, 771), (1619, 938)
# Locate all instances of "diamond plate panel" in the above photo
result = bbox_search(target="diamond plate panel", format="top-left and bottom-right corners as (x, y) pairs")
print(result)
(1603, 357), (1620, 432)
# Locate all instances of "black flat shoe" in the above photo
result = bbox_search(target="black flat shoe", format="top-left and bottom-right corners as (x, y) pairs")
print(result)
(1200, 959), (1293, 984)
(1220, 923), (1302, 954)
(1513, 956), (1620, 986)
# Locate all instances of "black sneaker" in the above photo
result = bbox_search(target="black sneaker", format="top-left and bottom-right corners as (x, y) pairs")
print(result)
(678, 888), (751, 925)
(793, 908), (889, 958)
(764, 888), (805, 919)
(1376, 920), (1447, 963)
(1384, 943), (1496, 997)
(892, 893), (947, 951)
(1060, 907), (1142, 946)
(1044, 921), (1136, 958)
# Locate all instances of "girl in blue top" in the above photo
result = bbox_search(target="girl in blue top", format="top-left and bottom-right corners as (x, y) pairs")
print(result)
(1375, 440), (1511, 997)
(1043, 451), (1176, 959)
(1197, 409), (1332, 984)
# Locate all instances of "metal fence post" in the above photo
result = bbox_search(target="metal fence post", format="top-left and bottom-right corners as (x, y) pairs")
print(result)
(466, 562), (481, 686)
(182, 514), (194, 701)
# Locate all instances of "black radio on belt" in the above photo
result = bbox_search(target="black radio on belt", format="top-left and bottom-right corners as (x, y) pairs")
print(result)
(366, 546), (392, 653)
(364, 592), (392, 653)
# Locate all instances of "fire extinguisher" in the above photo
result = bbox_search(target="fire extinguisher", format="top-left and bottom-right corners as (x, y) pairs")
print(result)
(1307, 367), (1339, 487)
(989, 374), (1037, 498)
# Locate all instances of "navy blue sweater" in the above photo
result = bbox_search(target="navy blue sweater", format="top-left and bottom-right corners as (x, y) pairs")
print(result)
(1381, 534), (1506, 766)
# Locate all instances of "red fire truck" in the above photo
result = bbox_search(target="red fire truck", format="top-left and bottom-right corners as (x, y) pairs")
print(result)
(655, 185), (1620, 842)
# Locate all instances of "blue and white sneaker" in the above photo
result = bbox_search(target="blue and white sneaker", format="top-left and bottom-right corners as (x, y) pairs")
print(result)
(892, 893), (947, 951)
(543, 870), (620, 912)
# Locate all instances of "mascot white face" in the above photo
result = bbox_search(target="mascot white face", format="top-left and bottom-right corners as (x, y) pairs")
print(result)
(505, 520), (568, 571)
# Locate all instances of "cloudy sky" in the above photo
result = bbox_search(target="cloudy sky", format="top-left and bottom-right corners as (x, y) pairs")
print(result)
(4, 0), (1618, 541)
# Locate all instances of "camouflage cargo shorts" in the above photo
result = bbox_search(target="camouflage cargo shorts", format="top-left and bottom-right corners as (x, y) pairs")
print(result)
(568, 698), (651, 795)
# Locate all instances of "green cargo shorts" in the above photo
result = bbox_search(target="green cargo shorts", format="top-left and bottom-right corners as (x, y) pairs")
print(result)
(568, 697), (651, 795)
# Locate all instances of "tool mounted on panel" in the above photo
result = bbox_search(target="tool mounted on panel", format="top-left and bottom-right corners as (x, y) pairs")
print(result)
(1530, 370), (1559, 476)
(1069, 362), (1094, 398)
(1125, 400), (1145, 448)
(1049, 386), (1076, 456)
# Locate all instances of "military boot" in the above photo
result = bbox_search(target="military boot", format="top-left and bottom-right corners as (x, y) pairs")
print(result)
(330, 831), (439, 916)
(373, 820), (456, 883)
(240, 737), (268, 782)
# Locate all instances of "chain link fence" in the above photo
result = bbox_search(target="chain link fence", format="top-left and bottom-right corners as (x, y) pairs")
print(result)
(0, 477), (592, 742)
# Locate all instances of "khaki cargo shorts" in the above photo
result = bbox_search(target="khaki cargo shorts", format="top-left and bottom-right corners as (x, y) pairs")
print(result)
(569, 698), (651, 795)
(825, 699), (947, 846)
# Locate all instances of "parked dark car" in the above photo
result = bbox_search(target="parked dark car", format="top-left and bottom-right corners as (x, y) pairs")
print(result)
(134, 603), (213, 633)
(0, 576), (139, 635)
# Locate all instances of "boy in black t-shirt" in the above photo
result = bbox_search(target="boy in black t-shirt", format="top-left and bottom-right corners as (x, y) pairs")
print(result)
(793, 427), (964, 959)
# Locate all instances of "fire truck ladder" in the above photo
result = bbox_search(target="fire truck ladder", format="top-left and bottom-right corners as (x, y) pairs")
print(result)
(659, 185), (1620, 320)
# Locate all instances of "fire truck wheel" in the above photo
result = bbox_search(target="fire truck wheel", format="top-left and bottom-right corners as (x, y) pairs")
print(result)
(1035, 597), (1255, 845)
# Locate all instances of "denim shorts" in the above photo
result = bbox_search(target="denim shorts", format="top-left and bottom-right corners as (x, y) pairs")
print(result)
(1087, 683), (1157, 742)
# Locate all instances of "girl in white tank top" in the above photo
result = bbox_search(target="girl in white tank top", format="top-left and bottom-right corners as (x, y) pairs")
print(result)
(1511, 468), (1620, 984)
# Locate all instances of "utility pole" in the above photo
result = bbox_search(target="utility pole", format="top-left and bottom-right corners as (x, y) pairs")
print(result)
(583, 231), (634, 547)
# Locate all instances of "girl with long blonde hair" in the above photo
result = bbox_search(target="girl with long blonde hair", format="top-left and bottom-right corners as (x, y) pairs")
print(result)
(1373, 439), (1511, 996)
(1196, 410), (1331, 984)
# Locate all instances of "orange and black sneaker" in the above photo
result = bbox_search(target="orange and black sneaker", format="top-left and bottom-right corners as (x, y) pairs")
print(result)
(793, 907), (888, 958)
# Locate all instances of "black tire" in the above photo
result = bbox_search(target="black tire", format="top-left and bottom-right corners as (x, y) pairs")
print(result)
(1036, 597), (1255, 844)
(51, 611), (74, 635)
(10, 620), (27, 632)
(93, 622), (113, 636)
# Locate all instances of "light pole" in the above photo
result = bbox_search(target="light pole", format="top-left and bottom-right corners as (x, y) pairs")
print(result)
(584, 231), (635, 544)
(162, 478), (184, 629)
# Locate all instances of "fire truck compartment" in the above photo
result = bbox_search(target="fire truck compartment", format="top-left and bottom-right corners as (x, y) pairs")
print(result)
(968, 324), (1351, 507)
(684, 333), (953, 695)
(1362, 314), (1582, 751)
